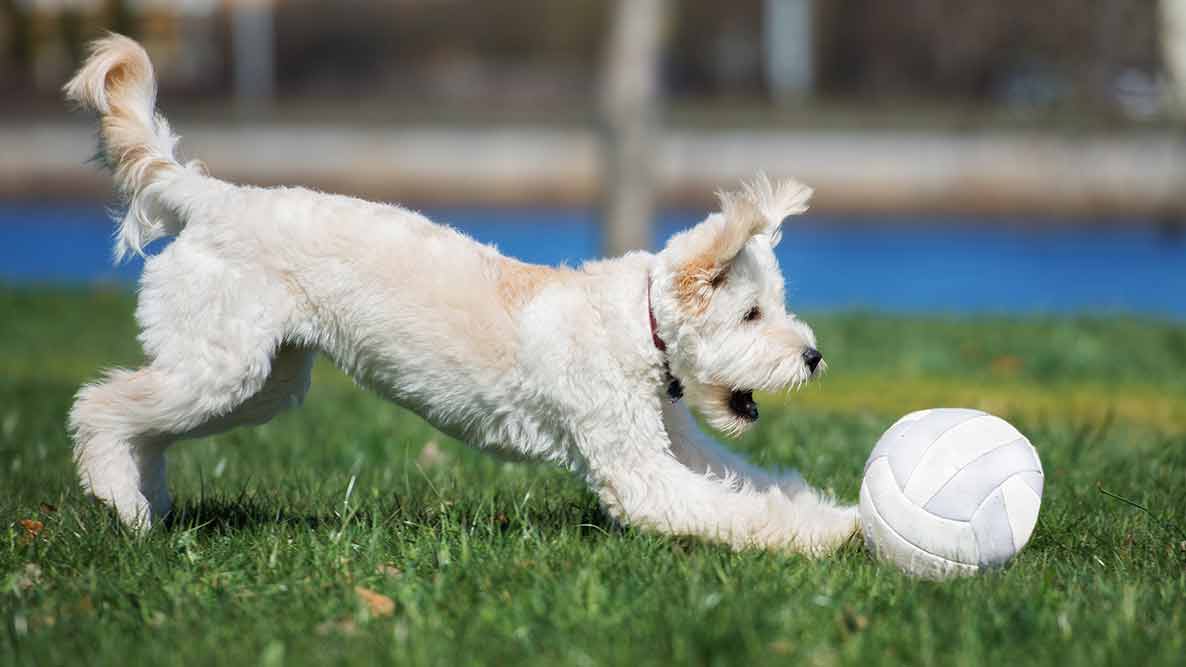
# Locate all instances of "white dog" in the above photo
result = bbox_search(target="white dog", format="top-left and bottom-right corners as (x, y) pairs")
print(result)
(64, 34), (858, 554)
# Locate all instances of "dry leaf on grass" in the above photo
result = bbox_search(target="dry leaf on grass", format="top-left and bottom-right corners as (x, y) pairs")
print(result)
(17, 519), (43, 543)
(354, 586), (395, 617)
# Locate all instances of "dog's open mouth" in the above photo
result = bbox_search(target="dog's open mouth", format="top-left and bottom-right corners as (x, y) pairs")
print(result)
(728, 389), (759, 422)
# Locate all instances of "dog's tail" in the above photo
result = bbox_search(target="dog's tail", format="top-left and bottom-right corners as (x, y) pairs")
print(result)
(64, 33), (198, 262)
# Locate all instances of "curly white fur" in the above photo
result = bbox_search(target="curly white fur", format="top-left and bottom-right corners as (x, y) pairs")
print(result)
(65, 34), (858, 555)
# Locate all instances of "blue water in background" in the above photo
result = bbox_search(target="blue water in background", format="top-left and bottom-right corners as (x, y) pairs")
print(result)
(3, 202), (1185, 319)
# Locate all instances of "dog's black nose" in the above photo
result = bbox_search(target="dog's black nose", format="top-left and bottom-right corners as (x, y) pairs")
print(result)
(802, 347), (822, 373)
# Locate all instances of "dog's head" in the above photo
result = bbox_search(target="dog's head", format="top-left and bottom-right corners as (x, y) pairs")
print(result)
(650, 175), (822, 436)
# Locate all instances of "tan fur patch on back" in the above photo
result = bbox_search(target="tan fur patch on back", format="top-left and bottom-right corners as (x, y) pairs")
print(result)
(496, 259), (564, 311)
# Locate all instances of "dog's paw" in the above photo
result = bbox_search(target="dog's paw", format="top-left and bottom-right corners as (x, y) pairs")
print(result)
(799, 503), (861, 558)
(749, 489), (861, 556)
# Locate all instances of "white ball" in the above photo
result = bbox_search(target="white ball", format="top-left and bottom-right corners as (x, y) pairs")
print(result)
(859, 408), (1044, 579)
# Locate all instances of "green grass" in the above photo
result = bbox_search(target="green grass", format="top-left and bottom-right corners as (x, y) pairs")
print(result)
(1, 287), (1184, 666)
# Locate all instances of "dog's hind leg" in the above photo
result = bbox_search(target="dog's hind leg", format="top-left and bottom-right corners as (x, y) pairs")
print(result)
(71, 366), (208, 529)
(178, 344), (315, 441)
(70, 367), (167, 526)
(70, 335), (313, 531)
(67, 257), (313, 531)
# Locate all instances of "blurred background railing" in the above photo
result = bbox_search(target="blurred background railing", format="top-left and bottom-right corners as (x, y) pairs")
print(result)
(4, 1), (1185, 219)
(3, 1), (1177, 118)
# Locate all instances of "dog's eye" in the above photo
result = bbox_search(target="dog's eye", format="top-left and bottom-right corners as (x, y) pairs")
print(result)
(710, 269), (728, 288)
(743, 306), (761, 322)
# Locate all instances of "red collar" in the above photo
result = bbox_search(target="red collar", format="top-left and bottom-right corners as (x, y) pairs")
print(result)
(647, 280), (666, 352)
(648, 278), (684, 402)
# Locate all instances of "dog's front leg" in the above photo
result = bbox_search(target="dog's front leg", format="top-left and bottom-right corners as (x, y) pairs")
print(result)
(586, 420), (858, 555)
(661, 401), (795, 493)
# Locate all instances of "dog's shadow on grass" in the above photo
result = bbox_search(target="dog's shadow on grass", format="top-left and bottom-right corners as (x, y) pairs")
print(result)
(161, 499), (339, 534)
(160, 496), (624, 541)
(100, 497), (867, 561)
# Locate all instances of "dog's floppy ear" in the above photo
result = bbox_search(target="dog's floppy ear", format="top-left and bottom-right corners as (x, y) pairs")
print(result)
(691, 174), (813, 264)
(660, 175), (812, 312)
(723, 173), (813, 249)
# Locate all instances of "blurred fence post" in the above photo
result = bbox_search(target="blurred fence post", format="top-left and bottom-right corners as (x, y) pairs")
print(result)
(600, 0), (669, 256)
(764, 0), (814, 102)
(230, 0), (275, 110)
(1162, 0), (1186, 117)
